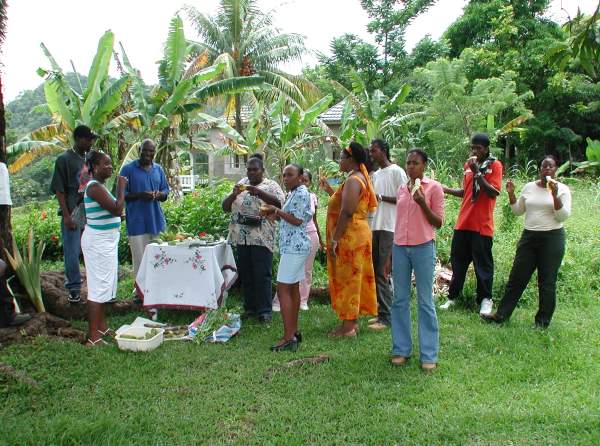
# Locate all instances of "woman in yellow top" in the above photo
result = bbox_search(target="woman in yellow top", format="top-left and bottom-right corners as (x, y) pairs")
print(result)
(320, 142), (378, 337)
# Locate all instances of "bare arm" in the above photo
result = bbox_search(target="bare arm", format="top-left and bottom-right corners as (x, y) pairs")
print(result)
(55, 192), (76, 229)
(313, 205), (324, 247)
(275, 208), (303, 226)
(413, 187), (442, 228)
(222, 185), (242, 212)
(443, 186), (464, 198)
(476, 175), (500, 198)
(87, 179), (127, 216)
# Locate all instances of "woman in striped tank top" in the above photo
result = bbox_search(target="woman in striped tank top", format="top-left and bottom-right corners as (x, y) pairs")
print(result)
(81, 150), (127, 347)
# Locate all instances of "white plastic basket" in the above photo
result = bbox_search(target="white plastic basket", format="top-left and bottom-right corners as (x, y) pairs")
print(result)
(115, 326), (164, 352)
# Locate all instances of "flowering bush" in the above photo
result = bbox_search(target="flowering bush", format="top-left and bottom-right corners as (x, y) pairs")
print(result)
(162, 180), (234, 238)
(12, 200), (132, 264)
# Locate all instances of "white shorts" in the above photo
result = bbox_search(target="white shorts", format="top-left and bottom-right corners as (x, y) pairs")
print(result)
(277, 252), (309, 284)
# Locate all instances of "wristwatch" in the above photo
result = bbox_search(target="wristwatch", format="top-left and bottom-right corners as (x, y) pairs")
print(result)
(377, 194), (382, 202)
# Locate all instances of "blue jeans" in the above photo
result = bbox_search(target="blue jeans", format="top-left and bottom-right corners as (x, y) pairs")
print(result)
(391, 241), (439, 363)
(61, 220), (83, 292)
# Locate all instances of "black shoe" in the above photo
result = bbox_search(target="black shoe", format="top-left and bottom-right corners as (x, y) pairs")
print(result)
(241, 312), (255, 321)
(258, 314), (272, 324)
(8, 313), (32, 327)
(68, 291), (81, 304)
(481, 313), (504, 324)
(106, 298), (118, 304)
(270, 338), (298, 352)
(534, 321), (549, 329)
(295, 331), (302, 343)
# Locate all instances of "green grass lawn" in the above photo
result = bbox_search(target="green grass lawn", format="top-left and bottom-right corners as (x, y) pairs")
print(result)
(1, 181), (599, 445)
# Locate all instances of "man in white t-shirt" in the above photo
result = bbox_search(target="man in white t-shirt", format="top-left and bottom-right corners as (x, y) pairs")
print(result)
(368, 139), (408, 331)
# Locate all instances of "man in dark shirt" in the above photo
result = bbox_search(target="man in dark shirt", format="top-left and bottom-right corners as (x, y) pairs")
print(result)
(50, 125), (96, 303)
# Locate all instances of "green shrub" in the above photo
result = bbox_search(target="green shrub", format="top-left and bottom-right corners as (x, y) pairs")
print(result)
(162, 180), (234, 238)
(12, 200), (132, 264)
(12, 201), (62, 261)
(9, 154), (57, 207)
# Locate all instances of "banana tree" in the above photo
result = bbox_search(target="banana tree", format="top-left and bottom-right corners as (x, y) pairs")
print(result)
(7, 30), (139, 172)
(119, 15), (265, 190)
(232, 94), (333, 184)
(332, 71), (424, 149)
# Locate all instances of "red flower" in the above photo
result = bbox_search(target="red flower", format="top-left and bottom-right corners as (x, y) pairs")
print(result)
(198, 231), (207, 237)
(41, 211), (47, 220)
(50, 235), (58, 242)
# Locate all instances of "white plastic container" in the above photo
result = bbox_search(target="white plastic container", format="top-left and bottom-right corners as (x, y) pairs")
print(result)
(115, 326), (164, 352)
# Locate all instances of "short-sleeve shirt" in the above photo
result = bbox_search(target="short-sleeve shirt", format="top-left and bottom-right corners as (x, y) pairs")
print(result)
(50, 149), (86, 215)
(120, 160), (169, 236)
(228, 177), (285, 252)
(371, 164), (408, 232)
(279, 185), (313, 255)
(394, 178), (445, 246)
(455, 160), (503, 237)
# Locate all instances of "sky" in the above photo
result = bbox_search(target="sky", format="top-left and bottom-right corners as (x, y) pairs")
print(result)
(1, 0), (597, 101)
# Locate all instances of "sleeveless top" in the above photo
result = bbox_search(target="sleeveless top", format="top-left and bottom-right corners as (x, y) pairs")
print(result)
(84, 180), (121, 231)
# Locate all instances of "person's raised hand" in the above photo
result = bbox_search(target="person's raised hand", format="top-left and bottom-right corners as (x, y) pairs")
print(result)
(117, 175), (128, 190)
(506, 178), (515, 195)
(468, 156), (479, 174)
(233, 184), (244, 196)
(245, 185), (261, 196)
(412, 185), (426, 206)
(549, 180), (558, 197)
(260, 204), (277, 216)
(140, 191), (155, 200)
(318, 176), (329, 191)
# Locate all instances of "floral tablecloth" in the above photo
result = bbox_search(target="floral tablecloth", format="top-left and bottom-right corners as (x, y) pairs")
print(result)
(135, 241), (237, 310)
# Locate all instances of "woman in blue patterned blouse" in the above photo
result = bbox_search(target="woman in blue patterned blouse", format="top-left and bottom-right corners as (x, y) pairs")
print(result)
(261, 164), (313, 351)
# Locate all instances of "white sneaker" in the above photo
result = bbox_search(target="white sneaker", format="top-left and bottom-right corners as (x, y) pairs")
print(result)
(479, 298), (493, 316)
(272, 303), (281, 312)
(439, 299), (455, 310)
(300, 303), (309, 311)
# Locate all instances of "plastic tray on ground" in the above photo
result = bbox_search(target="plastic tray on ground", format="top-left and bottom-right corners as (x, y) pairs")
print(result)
(115, 326), (164, 352)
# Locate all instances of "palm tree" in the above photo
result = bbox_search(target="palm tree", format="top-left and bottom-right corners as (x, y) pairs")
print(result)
(185, 0), (319, 132)
(118, 15), (265, 190)
(332, 71), (424, 148)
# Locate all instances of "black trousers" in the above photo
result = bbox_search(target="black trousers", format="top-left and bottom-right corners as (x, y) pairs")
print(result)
(448, 229), (494, 304)
(236, 244), (273, 316)
(496, 228), (565, 327)
(372, 230), (394, 325)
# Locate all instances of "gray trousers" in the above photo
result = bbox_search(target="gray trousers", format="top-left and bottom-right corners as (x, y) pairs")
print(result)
(372, 230), (394, 325)
(129, 233), (159, 279)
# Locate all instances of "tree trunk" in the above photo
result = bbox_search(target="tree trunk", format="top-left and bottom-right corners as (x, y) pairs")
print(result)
(234, 93), (243, 134)
(0, 74), (12, 266)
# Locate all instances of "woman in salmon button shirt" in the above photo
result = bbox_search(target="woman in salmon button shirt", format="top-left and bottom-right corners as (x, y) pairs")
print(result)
(386, 149), (445, 371)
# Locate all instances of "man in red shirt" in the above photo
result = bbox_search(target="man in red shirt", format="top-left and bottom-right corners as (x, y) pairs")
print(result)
(440, 134), (502, 315)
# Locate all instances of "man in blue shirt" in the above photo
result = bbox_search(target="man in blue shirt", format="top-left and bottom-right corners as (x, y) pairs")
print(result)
(120, 139), (169, 281)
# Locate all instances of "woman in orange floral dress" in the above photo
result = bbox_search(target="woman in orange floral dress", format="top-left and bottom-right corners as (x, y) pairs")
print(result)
(320, 142), (378, 337)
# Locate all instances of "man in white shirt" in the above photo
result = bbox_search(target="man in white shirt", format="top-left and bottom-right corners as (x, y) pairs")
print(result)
(368, 139), (408, 331)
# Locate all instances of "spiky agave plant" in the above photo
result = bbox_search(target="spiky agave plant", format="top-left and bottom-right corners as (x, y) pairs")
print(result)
(3, 228), (46, 313)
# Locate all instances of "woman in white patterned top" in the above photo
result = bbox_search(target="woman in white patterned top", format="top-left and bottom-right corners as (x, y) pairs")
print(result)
(81, 151), (127, 346)
(482, 155), (571, 328)
(222, 154), (285, 323)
